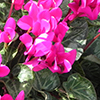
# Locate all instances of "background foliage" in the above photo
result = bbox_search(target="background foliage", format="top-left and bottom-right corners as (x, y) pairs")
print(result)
(0, 0), (100, 100)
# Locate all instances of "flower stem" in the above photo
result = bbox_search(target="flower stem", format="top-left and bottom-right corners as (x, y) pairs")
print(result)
(8, 0), (15, 19)
(26, 27), (32, 34)
(84, 33), (100, 51)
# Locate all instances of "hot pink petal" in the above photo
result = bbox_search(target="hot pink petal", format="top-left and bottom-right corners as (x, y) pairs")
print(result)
(33, 61), (48, 71)
(24, 1), (32, 11)
(54, 21), (69, 42)
(34, 41), (52, 57)
(1, 94), (13, 100)
(14, 4), (23, 10)
(54, 42), (65, 53)
(24, 44), (35, 55)
(52, 0), (63, 7)
(65, 49), (77, 65)
(15, 90), (24, 100)
(92, 5), (99, 20)
(50, 16), (57, 30)
(20, 33), (33, 48)
(68, 2), (79, 14)
(0, 65), (10, 77)
(48, 59), (61, 73)
(29, 2), (38, 22)
(14, 0), (24, 10)
(41, 19), (50, 33)
(1, 28), (15, 43)
(4, 17), (16, 30)
(38, 0), (52, 9)
(38, 10), (50, 21)
(32, 22), (41, 36)
(62, 59), (71, 73)
(50, 8), (62, 22)
(17, 15), (33, 30)
(98, 29), (100, 32)
(24, 58), (39, 70)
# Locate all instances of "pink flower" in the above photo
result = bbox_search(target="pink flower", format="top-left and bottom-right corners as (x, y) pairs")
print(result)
(46, 42), (77, 74)
(0, 90), (24, 100)
(0, 17), (16, 43)
(66, 0), (100, 21)
(13, 0), (24, 10)
(0, 54), (10, 77)
(20, 32), (54, 58)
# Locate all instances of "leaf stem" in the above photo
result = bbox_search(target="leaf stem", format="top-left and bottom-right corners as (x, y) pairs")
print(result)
(59, 88), (71, 100)
(84, 33), (100, 51)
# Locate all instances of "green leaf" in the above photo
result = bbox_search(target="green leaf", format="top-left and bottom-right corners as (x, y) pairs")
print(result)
(0, 42), (18, 64)
(0, 42), (4, 51)
(33, 69), (60, 91)
(62, 18), (88, 60)
(84, 54), (100, 65)
(72, 61), (85, 76)
(5, 64), (34, 99)
(81, 60), (100, 85)
(63, 73), (97, 100)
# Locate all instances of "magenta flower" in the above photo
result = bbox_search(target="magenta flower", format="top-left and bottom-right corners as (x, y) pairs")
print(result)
(0, 54), (10, 77)
(0, 90), (24, 100)
(66, 0), (100, 21)
(13, 0), (24, 10)
(0, 17), (16, 43)
(20, 32), (54, 58)
(46, 42), (77, 74)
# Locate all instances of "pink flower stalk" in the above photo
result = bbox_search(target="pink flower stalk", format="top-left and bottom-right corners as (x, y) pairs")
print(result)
(13, 0), (24, 10)
(46, 42), (77, 74)
(0, 90), (24, 100)
(0, 54), (10, 77)
(65, 0), (100, 21)
(0, 17), (16, 43)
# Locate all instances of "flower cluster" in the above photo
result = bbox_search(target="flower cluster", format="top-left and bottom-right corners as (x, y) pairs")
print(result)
(0, 0), (77, 75)
(16, 0), (77, 74)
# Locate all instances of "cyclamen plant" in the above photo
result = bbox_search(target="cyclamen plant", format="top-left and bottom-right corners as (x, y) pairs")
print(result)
(0, 0), (100, 99)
